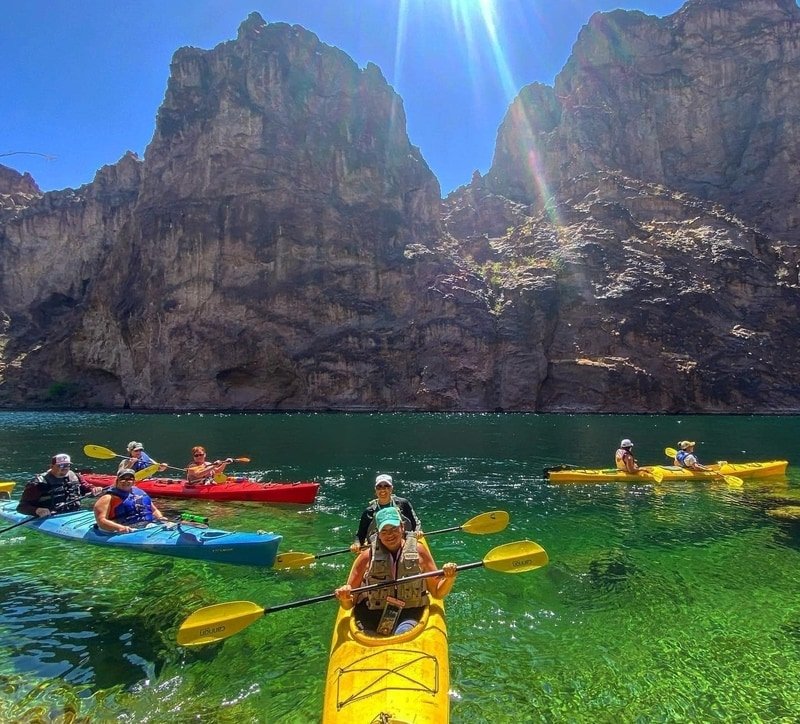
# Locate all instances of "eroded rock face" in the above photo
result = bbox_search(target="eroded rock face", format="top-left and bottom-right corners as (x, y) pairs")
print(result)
(1, 2), (799, 412)
(445, 170), (800, 412)
(485, 0), (800, 242)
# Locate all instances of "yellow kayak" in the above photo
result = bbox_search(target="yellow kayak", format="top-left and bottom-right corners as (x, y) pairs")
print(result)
(0, 481), (15, 498)
(322, 541), (449, 724)
(546, 459), (788, 484)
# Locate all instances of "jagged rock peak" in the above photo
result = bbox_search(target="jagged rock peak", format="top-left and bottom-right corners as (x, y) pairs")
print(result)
(483, 0), (800, 242)
(0, 164), (41, 196)
(238, 11), (268, 39)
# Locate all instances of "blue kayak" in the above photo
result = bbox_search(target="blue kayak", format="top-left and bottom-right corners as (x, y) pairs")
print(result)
(0, 502), (282, 567)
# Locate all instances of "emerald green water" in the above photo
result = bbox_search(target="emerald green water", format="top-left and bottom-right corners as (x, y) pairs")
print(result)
(1, 412), (799, 722)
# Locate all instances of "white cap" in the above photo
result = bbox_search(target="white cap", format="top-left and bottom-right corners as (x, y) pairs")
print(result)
(620, 439), (633, 448)
(52, 453), (71, 466)
(375, 474), (393, 487)
(127, 441), (144, 452)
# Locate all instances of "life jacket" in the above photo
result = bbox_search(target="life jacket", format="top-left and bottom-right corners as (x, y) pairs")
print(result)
(33, 471), (83, 512)
(615, 448), (635, 471)
(131, 454), (152, 472)
(675, 450), (690, 468)
(104, 486), (155, 524)
(362, 535), (427, 610)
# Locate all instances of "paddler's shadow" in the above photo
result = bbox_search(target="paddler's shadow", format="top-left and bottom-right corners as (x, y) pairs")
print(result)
(768, 513), (800, 549)
(587, 550), (638, 591)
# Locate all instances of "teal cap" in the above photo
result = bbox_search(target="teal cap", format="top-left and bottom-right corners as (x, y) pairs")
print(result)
(375, 507), (402, 531)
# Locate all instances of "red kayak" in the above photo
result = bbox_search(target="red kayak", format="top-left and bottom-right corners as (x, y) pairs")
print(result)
(82, 474), (319, 504)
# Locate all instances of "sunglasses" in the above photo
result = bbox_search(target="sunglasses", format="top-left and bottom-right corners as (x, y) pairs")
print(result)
(193, 453), (205, 458)
(375, 484), (391, 489)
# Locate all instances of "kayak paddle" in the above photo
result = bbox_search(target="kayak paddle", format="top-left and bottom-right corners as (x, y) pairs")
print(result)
(642, 467), (665, 483)
(0, 492), (98, 536)
(664, 447), (743, 487)
(83, 444), (250, 479)
(177, 539), (549, 646)
(84, 444), (183, 474)
(211, 458), (251, 484)
(273, 510), (510, 570)
(134, 464), (162, 481)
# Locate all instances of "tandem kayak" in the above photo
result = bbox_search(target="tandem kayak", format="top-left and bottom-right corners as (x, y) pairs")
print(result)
(546, 459), (788, 483)
(0, 501), (282, 567)
(322, 540), (449, 724)
(81, 473), (319, 504)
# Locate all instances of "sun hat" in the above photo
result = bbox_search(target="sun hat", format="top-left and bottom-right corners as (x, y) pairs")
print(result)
(620, 439), (633, 448)
(375, 474), (393, 488)
(678, 440), (696, 450)
(375, 506), (402, 531)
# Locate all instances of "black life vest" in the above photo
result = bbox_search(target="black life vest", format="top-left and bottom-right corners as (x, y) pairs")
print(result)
(32, 470), (83, 512)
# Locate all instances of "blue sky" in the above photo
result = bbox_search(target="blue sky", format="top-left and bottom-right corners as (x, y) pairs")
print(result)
(3, 1), (687, 196)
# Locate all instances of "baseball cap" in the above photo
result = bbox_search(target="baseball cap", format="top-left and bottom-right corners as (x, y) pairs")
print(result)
(375, 507), (402, 531)
(116, 470), (136, 481)
(52, 453), (71, 467)
(679, 440), (696, 450)
(127, 441), (144, 452)
(375, 474), (393, 488)
(620, 439), (633, 448)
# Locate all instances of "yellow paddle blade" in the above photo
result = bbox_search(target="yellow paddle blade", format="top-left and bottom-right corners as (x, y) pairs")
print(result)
(646, 467), (665, 483)
(177, 601), (265, 647)
(721, 474), (743, 488)
(273, 552), (316, 570)
(483, 540), (548, 573)
(461, 510), (509, 535)
(134, 464), (160, 481)
(213, 472), (227, 484)
(84, 444), (117, 460)
(665, 447), (678, 459)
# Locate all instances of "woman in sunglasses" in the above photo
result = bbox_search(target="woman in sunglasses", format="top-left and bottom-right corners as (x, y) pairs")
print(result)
(351, 473), (421, 552)
(185, 446), (233, 486)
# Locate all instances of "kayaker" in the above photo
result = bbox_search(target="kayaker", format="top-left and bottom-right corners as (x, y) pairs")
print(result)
(351, 474), (421, 552)
(335, 507), (457, 635)
(117, 440), (169, 474)
(16, 453), (103, 517)
(614, 439), (640, 473)
(186, 446), (232, 485)
(93, 469), (174, 533)
(674, 441), (711, 471)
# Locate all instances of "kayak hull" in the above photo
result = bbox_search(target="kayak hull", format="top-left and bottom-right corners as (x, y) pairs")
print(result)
(322, 541), (449, 724)
(81, 473), (318, 504)
(547, 459), (788, 483)
(0, 502), (282, 567)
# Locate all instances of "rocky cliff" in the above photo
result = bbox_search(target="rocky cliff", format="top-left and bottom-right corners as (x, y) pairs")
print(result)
(1, 2), (799, 412)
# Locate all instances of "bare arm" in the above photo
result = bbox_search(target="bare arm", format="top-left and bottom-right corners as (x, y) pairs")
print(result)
(334, 550), (371, 610)
(419, 546), (457, 599)
(93, 495), (134, 533)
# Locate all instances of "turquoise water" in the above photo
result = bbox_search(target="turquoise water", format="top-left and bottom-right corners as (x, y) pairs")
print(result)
(0, 412), (799, 722)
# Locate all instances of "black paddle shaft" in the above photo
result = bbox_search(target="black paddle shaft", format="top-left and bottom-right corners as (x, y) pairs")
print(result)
(314, 524), (464, 560)
(263, 560), (482, 615)
(0, 492), (96, 535)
